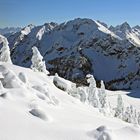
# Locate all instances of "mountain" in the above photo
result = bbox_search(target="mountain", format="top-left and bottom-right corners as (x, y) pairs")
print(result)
(0, 27), (21, 36)
(6, 18), (140, 90)
(0, 62), (140, 140)
(109, 22), (140, 46)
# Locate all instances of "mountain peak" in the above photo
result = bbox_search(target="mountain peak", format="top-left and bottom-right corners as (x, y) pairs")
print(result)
(133, 25), (140, 30)
(21, 24), (35, 35)
(117, 22), (131, 32)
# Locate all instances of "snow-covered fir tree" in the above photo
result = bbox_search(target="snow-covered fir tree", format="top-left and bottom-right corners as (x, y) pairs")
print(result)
(68, 83), (78, 97)
(86, 74), (100, 108)
(99, 80), (107, 108)
(31, 46), (49, 74)
(129, 105), (137, 124)
(133, 109), (138, 124)
(0, 80), (4, 90)
(115, 94), (124, 119)
(0, 35), (12, 64)
(98, 80), (112, 116)
(123, 106), (131, 123)
(76, 87), (87, 103)
(137, 112), (140, 125)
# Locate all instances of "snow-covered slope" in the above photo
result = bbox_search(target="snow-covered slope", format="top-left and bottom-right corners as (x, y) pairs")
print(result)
(0, 62), (140, 140)
(6, 18), (140, 89)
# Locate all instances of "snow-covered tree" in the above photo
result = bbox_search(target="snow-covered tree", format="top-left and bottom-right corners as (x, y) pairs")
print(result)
(98, 80), (112, 116)
(137, 112), (140, 125)
(123, 105), (138, 124)
(0, 80), (4, 90)
(86, 74), (100, 108)
(133, 109), (138, 124)
(0, 35), (12, 64)
(123, 106), (131, 123)
(99, 80), (107, 108)
(68, 83), (78, 96)
(31, 46), (49, 74)
(129, 105), (138, 124)
(77, 86), (87, 103)
(115, 95), (124, 119)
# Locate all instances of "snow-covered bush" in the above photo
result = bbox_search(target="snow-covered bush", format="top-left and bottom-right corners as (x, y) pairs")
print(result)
(115, 95), (124, 119)
(31, 46), (49, 74)
(0, 35), (12, 64)
(53, 73), (76, 93)
(86, 74), (100, 108)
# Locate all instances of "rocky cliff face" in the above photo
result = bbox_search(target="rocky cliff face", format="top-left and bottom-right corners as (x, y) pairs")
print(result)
(6, 18), (140, 89)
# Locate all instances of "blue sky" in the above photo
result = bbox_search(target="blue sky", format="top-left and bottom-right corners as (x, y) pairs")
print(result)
(0, 0), (139, 27)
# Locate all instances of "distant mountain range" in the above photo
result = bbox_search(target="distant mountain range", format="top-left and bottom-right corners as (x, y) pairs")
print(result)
(0, 27), (21, 36)
(1, 18), (140, 89)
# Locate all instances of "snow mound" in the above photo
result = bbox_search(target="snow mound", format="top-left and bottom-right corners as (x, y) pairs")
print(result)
(36, 93), (46, 100)
(2, 69), (24, 88)
(32, 85), (50, 97)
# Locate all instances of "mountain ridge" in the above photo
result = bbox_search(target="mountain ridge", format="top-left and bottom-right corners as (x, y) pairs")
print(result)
(2, 18), (140, 90)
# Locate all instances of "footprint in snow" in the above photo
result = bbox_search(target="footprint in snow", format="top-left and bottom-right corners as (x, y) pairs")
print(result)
(0, 92), (12, 100)
(29, 108), (52, 122)
(87, 125), (115, 140)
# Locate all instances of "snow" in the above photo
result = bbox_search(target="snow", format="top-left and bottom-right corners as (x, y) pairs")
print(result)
(0, 27), (21, 35)
(126, 31), (140, 46)
(109, 22), (140, 46)
(36, 26), (46, 40)
(21, 25), (34, 36)
(53, 73), (76, 92)
(0, 19), (140, 140)
(94, 20), (121, 40)
(29, 108), (50, 121)
(0, 35), (12, 64)
(0, 62), (140, 140)
(31, 46), (49, 74)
